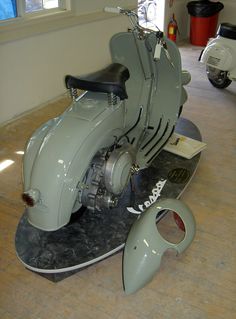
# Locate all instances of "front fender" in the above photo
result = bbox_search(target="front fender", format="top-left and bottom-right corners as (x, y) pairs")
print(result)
(25, 92), (125, 231)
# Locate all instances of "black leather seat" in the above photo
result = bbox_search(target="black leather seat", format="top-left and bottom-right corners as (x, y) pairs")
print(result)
(218, 23), (236, 40)
(65, 63), (130, 100)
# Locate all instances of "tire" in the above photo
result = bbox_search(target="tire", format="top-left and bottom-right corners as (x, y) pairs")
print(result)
(206, 66), (232, 89)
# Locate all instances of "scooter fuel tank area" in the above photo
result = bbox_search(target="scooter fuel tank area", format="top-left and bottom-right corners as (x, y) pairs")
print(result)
(67, 92), (119, 121)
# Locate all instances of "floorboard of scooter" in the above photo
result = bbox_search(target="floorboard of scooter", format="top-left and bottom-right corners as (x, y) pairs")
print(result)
(15, 117), (202, 282)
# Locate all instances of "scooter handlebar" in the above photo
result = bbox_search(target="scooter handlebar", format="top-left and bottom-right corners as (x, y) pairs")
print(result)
(104, 7), (121, 14)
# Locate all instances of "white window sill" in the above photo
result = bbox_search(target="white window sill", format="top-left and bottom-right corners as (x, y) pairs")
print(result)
(0, 7), (134, 44)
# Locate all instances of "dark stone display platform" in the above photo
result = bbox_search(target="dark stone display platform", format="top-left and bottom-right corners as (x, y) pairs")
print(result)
(15, 118), (202, 282)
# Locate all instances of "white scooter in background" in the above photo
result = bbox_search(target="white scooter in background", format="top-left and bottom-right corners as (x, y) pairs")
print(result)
(200, 23), (236, 89)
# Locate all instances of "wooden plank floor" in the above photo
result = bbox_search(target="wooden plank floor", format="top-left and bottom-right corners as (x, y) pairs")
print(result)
(0, 44), (236, 319)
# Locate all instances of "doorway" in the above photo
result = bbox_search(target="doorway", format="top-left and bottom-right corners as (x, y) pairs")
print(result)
(137, 0), (165, 31)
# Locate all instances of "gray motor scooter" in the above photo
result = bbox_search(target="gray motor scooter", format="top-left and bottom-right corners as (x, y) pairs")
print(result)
(17, 6), (199, 295)
(22, 7), (191, 232)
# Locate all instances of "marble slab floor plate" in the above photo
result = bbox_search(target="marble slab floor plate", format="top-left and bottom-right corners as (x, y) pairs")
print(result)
(15, 117), (202, 282)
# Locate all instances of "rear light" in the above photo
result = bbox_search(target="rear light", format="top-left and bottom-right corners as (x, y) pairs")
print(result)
(22, 189), (40, 207)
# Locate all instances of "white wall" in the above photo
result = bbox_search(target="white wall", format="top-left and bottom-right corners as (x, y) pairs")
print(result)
(0, 0), (136, 125)
(73, 0), (135, 15)
(218, 0), (236, 24)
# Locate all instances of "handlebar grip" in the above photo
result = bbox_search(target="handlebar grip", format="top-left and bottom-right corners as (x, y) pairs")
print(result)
(104, 7), (121, 14)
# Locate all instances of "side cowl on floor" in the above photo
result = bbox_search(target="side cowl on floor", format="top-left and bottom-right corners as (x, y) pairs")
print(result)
(123, 198), (196, 294)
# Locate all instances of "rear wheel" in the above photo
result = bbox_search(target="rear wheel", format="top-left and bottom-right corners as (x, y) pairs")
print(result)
(206, 66), (232, 89)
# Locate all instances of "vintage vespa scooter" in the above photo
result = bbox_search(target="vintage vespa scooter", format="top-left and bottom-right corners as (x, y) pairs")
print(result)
(200, 23), (236, 88)
(17, 7), (197, 293)
(22, 7), (191, 231)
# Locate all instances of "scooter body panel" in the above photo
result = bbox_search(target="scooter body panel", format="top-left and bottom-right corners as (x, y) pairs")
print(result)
(123, 198), (196, 294)
(110, 31), (152, 146)
(201, 36), (236, 80)
(137, 36), (182, 167)
(25, 92), (125, 231)
(23, 117), (60, 191)
(110, 33), (183, 167)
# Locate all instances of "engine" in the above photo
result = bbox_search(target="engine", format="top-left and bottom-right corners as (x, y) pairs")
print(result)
(80, 144), (135, 211)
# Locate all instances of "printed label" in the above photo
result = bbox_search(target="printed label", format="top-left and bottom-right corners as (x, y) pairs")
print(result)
(127, 179), (167, 215)
(167, 168), (190, 184)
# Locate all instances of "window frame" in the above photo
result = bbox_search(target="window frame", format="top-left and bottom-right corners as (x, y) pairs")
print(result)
(0, 2), (136, 45)
(0, 0), (74, 43)
(0, 0), (70, 22)
(23, 0), (68, 16)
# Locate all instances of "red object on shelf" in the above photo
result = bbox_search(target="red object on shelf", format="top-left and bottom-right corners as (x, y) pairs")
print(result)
(190, 13), (219, 46)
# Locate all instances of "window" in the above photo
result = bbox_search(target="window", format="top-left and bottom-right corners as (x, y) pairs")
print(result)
(0, 1), (17, 20)
(0, 0), (68, 21)
(25, 0), (59, 13)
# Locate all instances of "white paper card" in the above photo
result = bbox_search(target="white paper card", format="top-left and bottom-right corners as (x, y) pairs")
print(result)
(164, 133), (207, 159)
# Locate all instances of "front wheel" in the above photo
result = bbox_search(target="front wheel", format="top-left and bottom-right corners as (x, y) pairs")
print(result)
(206, 66), (232, 89)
